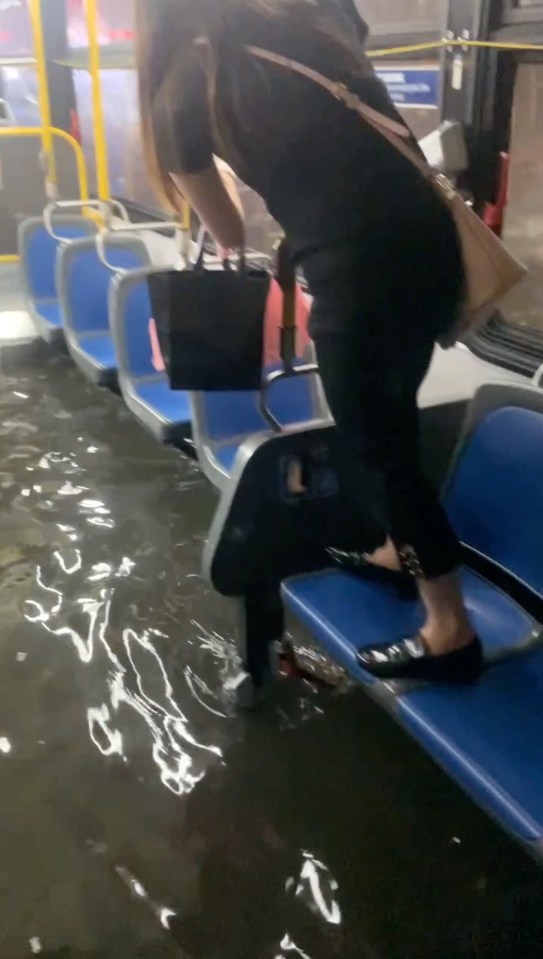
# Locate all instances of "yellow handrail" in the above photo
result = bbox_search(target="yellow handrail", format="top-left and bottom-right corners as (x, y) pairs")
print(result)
(0, 126), (89, 201)
(370, 37), (543, 57)
(27, 0), (55, 188)
(84, 0), (110, 200)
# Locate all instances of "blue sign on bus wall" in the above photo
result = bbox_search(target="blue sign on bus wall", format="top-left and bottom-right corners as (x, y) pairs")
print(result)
(375, 68), (440, 108)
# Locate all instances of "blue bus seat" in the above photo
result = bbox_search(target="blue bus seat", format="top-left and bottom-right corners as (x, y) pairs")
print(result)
(57, 235), (150, 387)
(191, 360), (330, 488)
(398, 650), (543, 848)
(445, 391), (543, 599)
(18, 215), (95, 345)
(282, 567), (538, 685)
(283, 384), (543, 669)
(109, 268), (191, 443)
(281, 384), (543, 847)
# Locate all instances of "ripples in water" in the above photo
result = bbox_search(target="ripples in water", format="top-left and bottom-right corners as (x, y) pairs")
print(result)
(0, 350), (542, 959)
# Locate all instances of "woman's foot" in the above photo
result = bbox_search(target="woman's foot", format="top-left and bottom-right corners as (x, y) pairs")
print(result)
(326, 547), (417, 597)
(357, 633), (484, 683)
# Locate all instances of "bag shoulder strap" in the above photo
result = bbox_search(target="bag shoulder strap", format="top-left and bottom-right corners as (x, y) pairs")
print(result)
(246, 45), (438, 187)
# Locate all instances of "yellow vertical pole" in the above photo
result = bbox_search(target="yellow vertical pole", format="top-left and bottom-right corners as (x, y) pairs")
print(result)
(180, 200), (191, 259)
(28, 0), (56, 192)
(84, 0), (110, 200)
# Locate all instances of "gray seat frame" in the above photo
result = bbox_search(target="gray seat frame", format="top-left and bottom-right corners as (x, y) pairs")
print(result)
(57, 234), (150, 386)
(18, 214), (95, 346)
(110, 265), (191, 444)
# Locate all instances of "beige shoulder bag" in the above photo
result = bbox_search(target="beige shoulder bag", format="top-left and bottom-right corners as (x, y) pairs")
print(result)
(247, 45), (527, 347)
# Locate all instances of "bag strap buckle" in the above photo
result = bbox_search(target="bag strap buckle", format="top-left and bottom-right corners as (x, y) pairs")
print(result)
(433, 173), (457, 200)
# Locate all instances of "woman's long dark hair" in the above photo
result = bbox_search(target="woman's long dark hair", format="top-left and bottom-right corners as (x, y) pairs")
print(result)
(136, 0), (368, 209)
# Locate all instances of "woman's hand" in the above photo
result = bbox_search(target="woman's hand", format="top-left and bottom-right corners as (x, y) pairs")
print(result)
(170, 157), (245, 252)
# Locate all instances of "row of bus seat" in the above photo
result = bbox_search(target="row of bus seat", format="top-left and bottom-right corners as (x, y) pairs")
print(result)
(18, 213), (327, 479)
(281, 384), (543, 855)
(18, 212), (543, 861)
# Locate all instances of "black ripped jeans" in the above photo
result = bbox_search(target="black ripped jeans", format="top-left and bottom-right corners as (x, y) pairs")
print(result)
(307, 235), (464, 581)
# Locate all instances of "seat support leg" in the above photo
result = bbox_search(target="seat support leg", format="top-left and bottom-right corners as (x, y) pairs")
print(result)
(241, 585), (285, 687)
(227, 586), (285, 709)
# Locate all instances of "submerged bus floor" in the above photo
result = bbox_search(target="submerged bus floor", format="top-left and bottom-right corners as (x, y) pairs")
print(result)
(0, 346), (541, 959)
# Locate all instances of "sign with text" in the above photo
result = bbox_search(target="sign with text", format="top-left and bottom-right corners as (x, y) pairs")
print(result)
(376, 66), (440, 108)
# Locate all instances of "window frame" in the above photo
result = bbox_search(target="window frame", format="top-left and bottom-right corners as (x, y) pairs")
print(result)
(465, 45), (543, 375)
(502, 1), (543, 25)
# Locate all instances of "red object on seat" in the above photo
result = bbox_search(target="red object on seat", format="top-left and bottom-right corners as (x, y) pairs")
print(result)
(482, 152), (510, 237)
(149, 316), (165, 372)
(69, 109), (81, 144)
(263, 278), (311, 366)
(149, 278), (311, 375)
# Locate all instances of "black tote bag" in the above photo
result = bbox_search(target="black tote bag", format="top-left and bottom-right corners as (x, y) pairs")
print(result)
(147, 244), (271, 391)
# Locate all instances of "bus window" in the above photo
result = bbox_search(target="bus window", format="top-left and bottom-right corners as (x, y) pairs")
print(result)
(357, 0), (445, 30)
(499, 63), (543, 332)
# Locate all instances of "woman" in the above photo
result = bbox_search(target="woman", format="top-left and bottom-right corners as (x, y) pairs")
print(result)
(136, 0), (483, 683)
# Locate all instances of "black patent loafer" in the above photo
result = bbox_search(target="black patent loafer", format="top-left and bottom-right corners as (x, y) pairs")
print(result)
(357, 634), (484, 683)
(327, 547), (418, 597)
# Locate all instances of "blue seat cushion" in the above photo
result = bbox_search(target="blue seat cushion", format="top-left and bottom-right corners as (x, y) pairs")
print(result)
(214, 443), (240, 474)
(282, 568), (535, 686)
(133, 379), (190, 424)
(399, 651), (543, 842)
(78, 333), (117, 370)
(36, 300), (62, 328)
(204, 363), (315, 443)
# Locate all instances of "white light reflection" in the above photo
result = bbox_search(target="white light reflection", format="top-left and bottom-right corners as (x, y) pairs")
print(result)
(184, 666), (228, 719)
(87, 517), (115, 529)
(80, 498), (109, 512)
(46, 596), (102, 663)
(116, 866), (177, 931)
(35, 566), (62, 615)
(58, 481), (89, 497)
(110, 628), (223, 795)
(88, 562), (113, 582)
(24, 600), (49, 624)
(159, 908), (176, 929)
(0, 737), (12, 754)
(87, 705), (123, 757)
(117, 557), (136, 577)
(30, 566), (222, 796)
(53, 548), (82, 575)
(292, 852), (342, 926)
(56, 523), (79, 543)
(276, 935), (312, 959)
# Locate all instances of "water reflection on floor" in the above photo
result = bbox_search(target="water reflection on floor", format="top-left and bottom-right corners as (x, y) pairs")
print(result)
(0, 347), (543, 959)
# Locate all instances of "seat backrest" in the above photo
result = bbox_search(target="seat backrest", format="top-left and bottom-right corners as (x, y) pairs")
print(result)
(110, 268), (160, 380)
(196, 368), (318, 444)
(58, 235), (149, 337)
(18, 215), (95, 303)
(445, 384), (543, 598)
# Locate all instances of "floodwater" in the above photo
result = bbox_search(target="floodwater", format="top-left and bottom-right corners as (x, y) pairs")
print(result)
(0, 346), (543, 959)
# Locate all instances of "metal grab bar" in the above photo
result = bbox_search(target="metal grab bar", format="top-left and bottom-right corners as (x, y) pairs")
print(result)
(259, 363), (319, 432)
(96, 219), (185, 274)
(0, 125), (89, 203)
(532, 363), (543, 389)
(0, 99), (15, 126)
(43, 198), (129, 243)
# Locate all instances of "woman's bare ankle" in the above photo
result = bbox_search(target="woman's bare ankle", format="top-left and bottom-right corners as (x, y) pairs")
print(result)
(420, 618), (476, 656)
(364, 539), (401, 572)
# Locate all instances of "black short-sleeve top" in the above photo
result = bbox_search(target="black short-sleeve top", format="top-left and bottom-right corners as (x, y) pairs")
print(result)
(167, 0), (451, 280)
